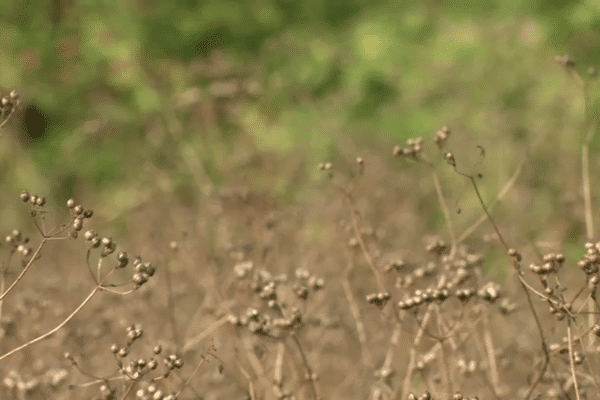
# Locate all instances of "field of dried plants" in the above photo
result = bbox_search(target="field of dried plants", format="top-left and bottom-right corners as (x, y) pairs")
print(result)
(1, 55), (600, 400)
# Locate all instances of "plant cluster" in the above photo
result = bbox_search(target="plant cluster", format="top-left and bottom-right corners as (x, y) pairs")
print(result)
(2, 54), (600, 400)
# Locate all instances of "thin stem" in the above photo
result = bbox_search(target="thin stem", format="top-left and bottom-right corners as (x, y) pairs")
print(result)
(458, 156), (526, 243)
(0, 239), (47, 302)
(0, 102), (18, 133)
(432, 170), (456, 258)
(164, 256), (180, 347)
(119, 382), (136, 400)
(344, 195), (386, 292)
(182, 315), (229, 352)
(482, 310), (503, 396)
(380, 322), (401, 381)
(582, 145), (594, 240)
(437, 338), (452, 400)
(400, 306), (432, 399)
(450, 162), (550, 400)
(0, 283), (101, 362)
(274, 342), (285, 388)
(567, 321), (582, 400)
(342, 275), (372, 366)
(290, 332), (319, 400)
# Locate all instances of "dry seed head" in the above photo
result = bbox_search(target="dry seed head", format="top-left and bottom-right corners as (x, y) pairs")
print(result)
(309, 276), (325, 290)
(100, 384), (115, 398)
(133, 273), (148, 286)
(67, 198), (75, 208)
(589, 275), (599, 289)
(234, 261), (253, 278)
(555, 54), (575, 67)
(20, 190), (29, 202)
(295, 268), (310, 279)
(434, 126), (451, 147)
(103, 244), (116, 257)
(117, 251), (129, 267)
(318, 162), (332, 171)
(402, 147), (414, 156)
(356, 156), (364, 165)
(374, 366), (393, 379)
(73, 217), (84, 231)
(148, 359), (158, 370)
(444, 152), (456, 167)
(478, 282), (501, 302)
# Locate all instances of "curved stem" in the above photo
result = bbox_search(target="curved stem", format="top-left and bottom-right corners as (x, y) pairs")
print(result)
(0, 283), (101, 362)
(0, 239), (47, 302)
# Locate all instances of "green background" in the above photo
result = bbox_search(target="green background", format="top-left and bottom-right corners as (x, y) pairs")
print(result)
(1, 0), (599, 244)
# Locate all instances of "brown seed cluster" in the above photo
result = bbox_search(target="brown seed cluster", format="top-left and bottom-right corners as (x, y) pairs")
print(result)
(0, 89), (19, 124)
(374, 240), (504, 316)
(393, 137), (423, 159)
(4, 229), (32, 259)
(67, 325), (182, 400)
(83, 228), (154, 288)
(64, 198), (94, 238)
(228, 262), (324, 338)
(578, 242), (600, 288)
(366, 291), (391, 308)
(434, 126), (451, 148)
(529, 252), (565, 275)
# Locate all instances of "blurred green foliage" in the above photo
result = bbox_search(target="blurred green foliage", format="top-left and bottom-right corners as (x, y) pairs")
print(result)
(0, 0), (600, 222)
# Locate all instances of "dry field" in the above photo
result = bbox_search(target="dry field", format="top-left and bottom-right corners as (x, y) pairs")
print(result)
(2, 58), (600, 400)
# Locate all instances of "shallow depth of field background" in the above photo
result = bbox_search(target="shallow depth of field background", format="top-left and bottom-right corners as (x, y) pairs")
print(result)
(1, 0), (600, 399)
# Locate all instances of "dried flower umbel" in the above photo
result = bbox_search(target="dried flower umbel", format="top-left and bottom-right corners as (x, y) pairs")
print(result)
(0, 89), (19, 132)
(67, 325), (183, 400)
(0, 192), (157, 372)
